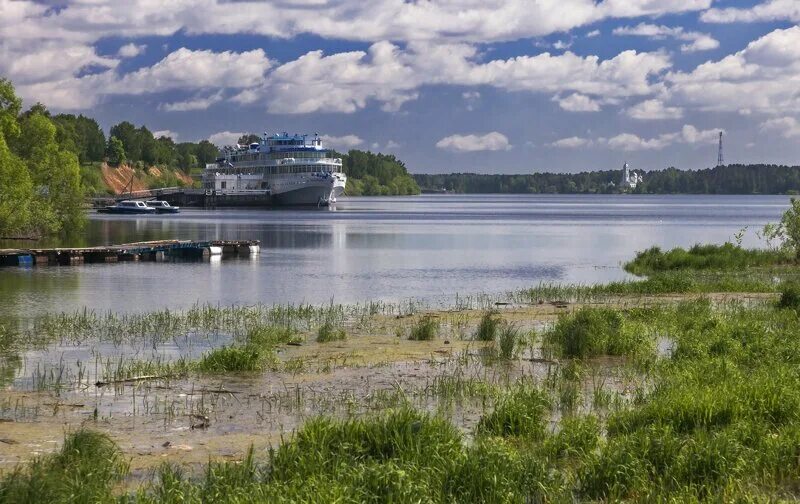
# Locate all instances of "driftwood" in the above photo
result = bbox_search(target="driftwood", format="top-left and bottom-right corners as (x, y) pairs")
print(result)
(95, 374), (168, 387)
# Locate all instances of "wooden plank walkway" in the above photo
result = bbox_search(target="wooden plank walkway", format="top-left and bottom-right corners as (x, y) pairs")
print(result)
(0, 240), (260, 267)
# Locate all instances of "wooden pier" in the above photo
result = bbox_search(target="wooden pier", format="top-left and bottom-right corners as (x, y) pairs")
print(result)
(0, 240), (260, 267)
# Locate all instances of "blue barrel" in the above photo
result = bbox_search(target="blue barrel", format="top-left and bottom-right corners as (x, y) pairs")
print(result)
(17, 255), (33, 266)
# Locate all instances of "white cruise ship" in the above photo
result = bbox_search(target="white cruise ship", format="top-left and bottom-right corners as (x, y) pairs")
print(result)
(203, 132), (347, 206)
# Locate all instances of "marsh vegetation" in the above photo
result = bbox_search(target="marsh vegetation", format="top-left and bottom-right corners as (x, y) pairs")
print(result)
(4, 238), (800, 501)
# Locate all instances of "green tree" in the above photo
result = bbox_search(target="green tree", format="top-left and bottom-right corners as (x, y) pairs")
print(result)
(106, 136), (126, 166)
(195, 140), (219, 166)
(237, 133), (261, 145)
(0, 78), (21, 140)
(781, 198), (800, 258)
(16, 112), (85, 233)
(0, 133), (34, 236)
(109, 121), (140, 162)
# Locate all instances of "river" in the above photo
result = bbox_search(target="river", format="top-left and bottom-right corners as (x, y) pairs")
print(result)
(0, 194), (792, 317)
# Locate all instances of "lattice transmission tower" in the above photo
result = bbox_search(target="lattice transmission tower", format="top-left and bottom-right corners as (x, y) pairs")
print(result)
(717, 131), (724, 167)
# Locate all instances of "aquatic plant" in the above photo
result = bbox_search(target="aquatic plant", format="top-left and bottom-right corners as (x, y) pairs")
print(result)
(476, 384), (551, 439)
(474, 310), (501, 342)
(408, 315), (439, 341)
(624, 242), (789, 276)
(544, 307), (626, 358)
(316, 322), (347, 343)
(497, 323), (519, 360)
(196, 345), (274, 373)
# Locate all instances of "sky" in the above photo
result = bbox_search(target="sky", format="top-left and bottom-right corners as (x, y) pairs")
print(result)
(1, 0), (800, 174)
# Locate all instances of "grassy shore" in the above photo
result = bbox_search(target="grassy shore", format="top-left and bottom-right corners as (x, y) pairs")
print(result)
(2, 243), (800, 502)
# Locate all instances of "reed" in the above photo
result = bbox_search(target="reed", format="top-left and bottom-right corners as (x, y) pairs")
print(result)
(316, 322), (347, 343)
(408, 315), (439, 341)
(474, 310), (501, 341)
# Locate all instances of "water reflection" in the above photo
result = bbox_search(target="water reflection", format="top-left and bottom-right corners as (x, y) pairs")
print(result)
(0, 194), (792, 318)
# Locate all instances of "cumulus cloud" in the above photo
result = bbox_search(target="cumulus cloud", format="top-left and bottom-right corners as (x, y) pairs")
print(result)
(760, 117), (800, 138)
(118, 48), (272, 95)
(16, 47), (272, 110)
(613, 23), (719, 53)
(555, 93), (601, 112)
(665, 26), (800, 115)
(320, 134), (364, 150)
(0, 0), (714, 47)
(552, 125), (721, 151)
(436, 132), (511, 152)
(550, 136), (593, 148)
(625, 99), (684, 120)
(118, 43), (146, 58)
(701, 0), (800, 24)
(153, 129), (178, 140)
(208, 131), (244, 146)
(161, 91), (224, 112)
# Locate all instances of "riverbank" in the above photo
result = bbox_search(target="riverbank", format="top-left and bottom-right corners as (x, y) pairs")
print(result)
(0, 272), (796, 500)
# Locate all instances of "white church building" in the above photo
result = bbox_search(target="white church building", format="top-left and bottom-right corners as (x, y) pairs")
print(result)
(620, 162), (642, 190)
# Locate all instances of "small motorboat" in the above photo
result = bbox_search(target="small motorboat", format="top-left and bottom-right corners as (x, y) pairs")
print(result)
(97, 200), (156, 214)
(145, 200), (180, 214)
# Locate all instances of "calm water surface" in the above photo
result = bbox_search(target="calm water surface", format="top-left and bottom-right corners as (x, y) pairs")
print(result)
(0, 194), (792, 317)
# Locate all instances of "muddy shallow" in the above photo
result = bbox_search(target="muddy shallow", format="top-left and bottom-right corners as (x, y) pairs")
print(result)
(0, 295), (767, 479)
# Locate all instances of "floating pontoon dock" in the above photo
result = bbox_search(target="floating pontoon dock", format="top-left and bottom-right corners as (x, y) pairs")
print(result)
(0, 240), (260, 267)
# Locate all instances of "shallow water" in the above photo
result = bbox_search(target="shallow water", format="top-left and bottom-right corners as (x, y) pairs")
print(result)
(0, 194), (791, 317)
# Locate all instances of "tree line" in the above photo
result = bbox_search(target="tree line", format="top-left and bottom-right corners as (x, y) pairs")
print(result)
(414, 164), (800, 195)
(0, 79), (84, 237)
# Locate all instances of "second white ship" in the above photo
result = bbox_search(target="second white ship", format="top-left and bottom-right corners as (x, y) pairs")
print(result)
(203, 132), (347, 206)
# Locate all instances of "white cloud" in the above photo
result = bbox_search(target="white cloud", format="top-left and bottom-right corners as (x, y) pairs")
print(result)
(607, 132), (676, 151)
(385, 140), (400, 149)
(556, 93), (601, 112)
(665, 26), (800, 115)
(16, 47), (272, 110)
(760, 117), (800, 138)
(586, 29), (601, 38)
(558, 124), (721, 151)
(613, 23), (719, 53)
(118, 43), (146, 58)
(436, 132), (511, 152)
(701, 0), (800, 24)
(550, 136), (592, 148)
(160, 91), (224, 112)
(0, 0), (714, 48)
(320, 134), (364, 151)
(626, 99), (683, 120)
(208, 131), (244, 146)
(553, 39), (573, 50)
(118, 48), (272, 95)
(153, 129), (178, 140)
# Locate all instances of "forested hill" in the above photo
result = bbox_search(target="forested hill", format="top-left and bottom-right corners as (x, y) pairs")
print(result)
(414, 164), (800, 195)
(335, 150), (419, 196)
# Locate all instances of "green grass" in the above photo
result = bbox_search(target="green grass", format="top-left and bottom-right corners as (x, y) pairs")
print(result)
(543, 307), (650, 359)
(195, 345), (273, 373)
(316, 322), (347, 343)
(625, 242), (789, 276)
(476, 384), (551, 439)
(0, 429), (128, 502)
(778, 282), (800, 309)
(497, 323), (519, 360)
(474, 310), (501, 341)
(408, 315), (439, 341)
